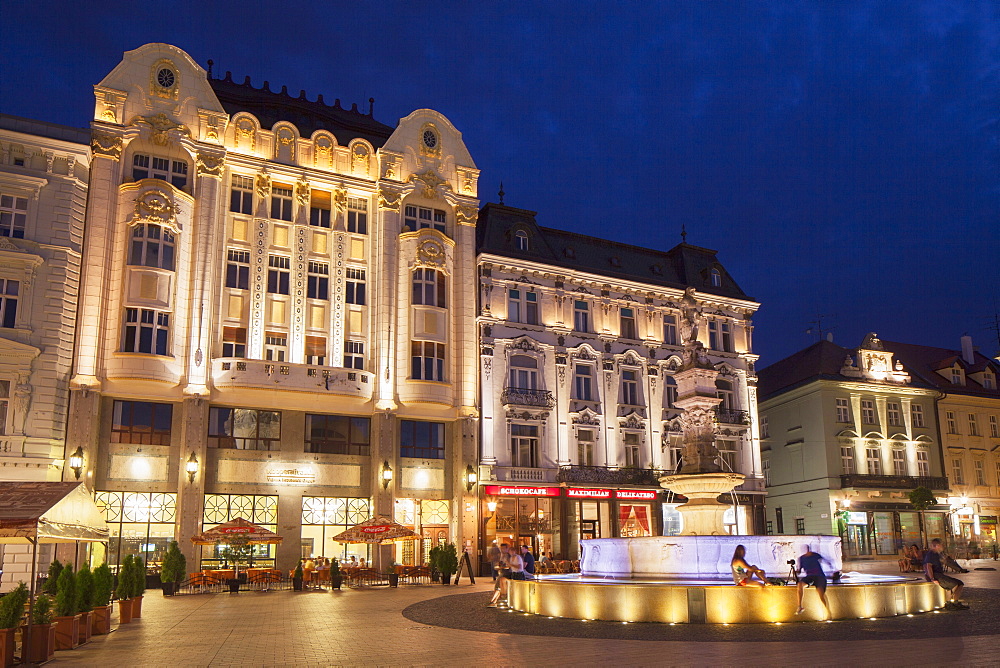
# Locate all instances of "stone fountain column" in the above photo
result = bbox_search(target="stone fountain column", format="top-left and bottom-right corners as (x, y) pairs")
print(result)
(659, 288), (744, 535)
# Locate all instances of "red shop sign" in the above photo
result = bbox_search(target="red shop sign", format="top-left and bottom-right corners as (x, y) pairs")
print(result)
(616, 490), (657, 500)
(484, 485), (560, 497)
(220, 527), (253, 534)
(566, 488), (612, 499)
(361, 525), (391, 534)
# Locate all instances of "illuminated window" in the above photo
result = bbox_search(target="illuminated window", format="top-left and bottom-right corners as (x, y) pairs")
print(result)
(121, 308), (169, 355)
(129, 223), (175, 270)
(309, 190), (331, 228)
(511, 424), (539, 467)
(836, 398), (851, 423)
(411, 341), (445, 381)
(620, 308), (637, 339)
(301, 497), (371, 561)
(663, 314), (678, 345)
(911, 404), (925, 428)
(307, 261), (330, 300)
(892, 449), (906, 476)
(270, 185), (293, 221)
(132, 154), (188, 189)
(209, 407), (281, 450)
(412, 268), (446, 307)
(0, 193), (27, 238)
(230, 174), (253, 214)
(573, 300), (590, 333)
(400, 420), (445, 459)
(343, 340), (364, 369)
(916, 450), (929, 477)
(508, 289), (539, 325)
(202, 494), (277, 567)
(404, 204), (446, 233)
(887, 402), (901, 427)
(841, 445), (855, 474)
(225, 249), (250, 289)
(861, 400), (876, 425)
(577, 429), (594, 466)
(222, 326), (246, 357)
(267, 255), (290, 294)
(345, 267), (365, 304)
(573, 364), (594, 401)
(0, 280), (18, 329)
(111, 400), (172, 445)
(305, 414), (370, 455)
(347, 197), (368, 234)
(96, 491), (176, 571)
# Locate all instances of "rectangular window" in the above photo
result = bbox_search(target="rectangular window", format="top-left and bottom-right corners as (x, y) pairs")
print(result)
(984, 374), (995, 390)
(887, 402), (901, 427)
(765, 520), (773, 535)
(0, 279), (18, 328)
(946, 411), (958, 434)
(404, 205), (446, 233)
(991, 415), (998, 438)
(975, 459), (986, 486)
(267, 255), (290, 294)
(795, 518), (805, 535)
(111, 400), (173, 445)
(866, 446), (882, 475)
(836, 398), (851, 423)
(663, 314), (678, 345)
(133, 154), (187, 189)
(911, 404), (925, 428)
(573, 364), (593, 401)
(776, 508), (784, 534)
(573, 300), (590, 333)
(264, 333), (287, 362)
(721, 321), (733, 352)
(270, 185), (293, 221)
(664, 381), (677, 409)
(624, 432), (641, 468)
(621, 369), (639, 405)
(892, 449), (906, 476)
(952, 458), (964, 485)
(861, 399), (876, 425)
(577, 429), (594, 466)
(0, 194), (28, 238)
(412, 269), (446, 308)
(345, 267), (366, 305)
(411, 341), (445, 381)
(122, 307), (169, 355)
(620, 307), (637, 339)
(511, 424), (539, 468)
(718, 444), (737, 473)
(708, 320), (719, 350)
(229, 175), (253, 214)
(129, 223), (175, 270)
(969, 414), (979, 437)
(399, 420), (445, 459)
(343, 340), (364, 369)
(208, 407), (281, 451)
(347, 197), (368, 234)
(0, 381), (8, 435)
(916, 450), (929, 477)
(508, 289), (538, 325)
(305, 335), (326, 366)
(760, 415), (769, 439)
(222, 326), (246, 357)
(762, 458), (770, 486)
(841, 445), (855, 474)
(307, 261), (330, 300)
(305, 413), (370, 455)
(226, 249), (250, 289)
(309, 190), (331, 228)
(951, 368), (963, 385)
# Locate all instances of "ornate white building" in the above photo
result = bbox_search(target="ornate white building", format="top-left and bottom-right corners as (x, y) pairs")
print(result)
(475, 203), (763, 559)
(64, 43), (480, 571)
(0, 115), (92, 589)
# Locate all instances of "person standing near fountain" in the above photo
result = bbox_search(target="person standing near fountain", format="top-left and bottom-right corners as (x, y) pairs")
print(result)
(730, 545), (768, 587)
(795, 546), (830, 617)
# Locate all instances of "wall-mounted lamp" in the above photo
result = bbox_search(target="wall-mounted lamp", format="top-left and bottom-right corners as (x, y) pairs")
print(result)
(381, 461), (393, 489)
(186, 452), (199, 483)
(68, 447), (84, 480)
(465, 465), (478, 492)
(841, 497), (851, 509)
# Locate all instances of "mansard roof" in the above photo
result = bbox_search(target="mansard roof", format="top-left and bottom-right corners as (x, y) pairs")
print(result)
(208, 72), (395, 146)
(881, 340), (1000, 398)
(475, 202), (751, 300)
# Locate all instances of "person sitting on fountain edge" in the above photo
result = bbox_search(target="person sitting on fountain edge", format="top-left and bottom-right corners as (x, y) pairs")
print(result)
(924, 538), (969, 610)
(795, 545), (830, 618)
(730, 544), (768, 587)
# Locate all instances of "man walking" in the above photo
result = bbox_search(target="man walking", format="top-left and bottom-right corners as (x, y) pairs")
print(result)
(795, 545), (830, 619)
(924, 538), (969, 609)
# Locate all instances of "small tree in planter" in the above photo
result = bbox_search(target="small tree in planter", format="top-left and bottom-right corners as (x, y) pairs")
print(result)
(43, 560), (63, 596)
(53, 565), (79, 650)
(75, 565), (95, 644)
(130, 556), (147, 617)
(428, 545), (442, 583)
(161, 541), (186, 596)
(0, 581), (29, 668)
(92, 564), (114, 635)
(292, 561), (304, 591)
(25, 592), (56, 663)
(437, 543), (459, 585)
(329, 558), (343, 591)
(116, 556), (134, 625)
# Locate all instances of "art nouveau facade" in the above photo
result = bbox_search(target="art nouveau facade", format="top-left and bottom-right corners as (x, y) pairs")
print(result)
(0, 115), (91, 590)
(64, 44), (480, 571)
(475, 203), (764, 559)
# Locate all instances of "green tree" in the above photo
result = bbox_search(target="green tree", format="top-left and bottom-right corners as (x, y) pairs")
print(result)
(76, 564), (94, 613)
(0, 582), (29, 629)
(43, 560), (63, 595)
(132, 556), (147, 596)
(909, 486), (938, 548)
(437, 543), (459, 580)
(160, 541), (186, 583)
(116, 555), (133, 601)
(54, 565), (76, 618)
(32, 593), (53, 625)
(93, 564), (113, 607)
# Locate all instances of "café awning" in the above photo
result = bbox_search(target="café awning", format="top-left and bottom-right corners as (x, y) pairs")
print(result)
(0, 481), (109, 544)
(190, 517), (284, 545)
(330, 515), (419, 544)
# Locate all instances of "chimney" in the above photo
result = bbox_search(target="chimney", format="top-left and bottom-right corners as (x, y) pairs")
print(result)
(961, 334), (975, 365)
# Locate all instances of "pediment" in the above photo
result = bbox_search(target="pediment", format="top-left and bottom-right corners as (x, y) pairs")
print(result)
(0, 336), (41, 367)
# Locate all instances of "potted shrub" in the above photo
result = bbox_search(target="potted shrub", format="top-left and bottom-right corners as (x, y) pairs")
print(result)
(43, 560), (63, 596)
(92, 563), (114, 635)
(220, 536), (252, 593)
(0, 582), (28, 668)
(438, 543), (458, 585)
(116, 556), (133, 625)
(161, 541), (186, 596)
(75, 564), (94, 644)
(385, 562), (399, 588)
(131, 556), (146, 617)
(292, 562), (304, 591)
(329, 559), (343, 591)
(53, 564), (79, 650)
(24, 592), (55, 663)
(429, 546), (442, 583)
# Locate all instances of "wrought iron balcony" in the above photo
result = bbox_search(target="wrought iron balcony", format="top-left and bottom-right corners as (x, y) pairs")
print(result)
(840, 474), (950, 491)
(500, 387), (555, 409)
(557, 465), (667, 486)
(715, 408), (751, 425)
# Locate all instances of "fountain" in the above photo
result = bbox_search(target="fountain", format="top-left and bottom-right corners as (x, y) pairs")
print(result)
(507, 289), (945, 622)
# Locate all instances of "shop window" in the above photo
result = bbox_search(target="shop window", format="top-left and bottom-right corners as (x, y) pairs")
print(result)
(412, 268), (446, 307)
(0, 279), (18, 329)
(508, 289), (539, 325)
(892, 449), (906, 476)
(305, 336), (327, 366)
(0, 193), (28, 238)
(111, 400), (172, 445)
(121, 308), (170, 355)
(663, 314), (678, 345)
(573, 300), (590, 333)
(887, 402), (901, 427)
(573, 364), (594, 401)
(208, 407), (281, 450)
(619, 307), (637, 340)
(911, 404), (925, 427)
(132, 153), (188, 189)
(662, 504), (683, 536)
(270, 185), (293, 221)
(222, 326), (246, 357)
(511, 424), (539, 467)
(305, 414), (370, 455)
(411, 340), (445, 381)
(267, 255), (290, 294)
(230, 174), (253, 214)
(129, 223), (175, 270)
(619, 504), (652, 537)
(202, 494), (277, 567)
(795, 518), (805, 535)
(307, 261), (330, 300)
(309, 190), (331, 228)
(861, 400), (876, 425)
(95, 491), (176, 571)
(577, 429), (594, 466)
(836, 398), (851, 423)
(343, 340), (364, 369)
(226, 249), (250, 289)
(301, 496), (371, 560)
(347, 197), (368, 234)
(399, 420), (445, 459)
(345, 267), (365, 304)
(916, 450), (929, 477)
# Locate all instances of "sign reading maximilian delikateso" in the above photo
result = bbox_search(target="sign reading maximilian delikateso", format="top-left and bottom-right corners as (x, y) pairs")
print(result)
(483, 485), (659, 499)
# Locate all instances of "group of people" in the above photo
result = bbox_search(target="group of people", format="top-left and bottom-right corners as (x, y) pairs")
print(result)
(485, 541), (537, 608)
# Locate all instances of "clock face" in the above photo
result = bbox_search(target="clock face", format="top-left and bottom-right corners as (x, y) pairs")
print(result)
(422, 129), (437, 149)
(156, 68), (176, 89)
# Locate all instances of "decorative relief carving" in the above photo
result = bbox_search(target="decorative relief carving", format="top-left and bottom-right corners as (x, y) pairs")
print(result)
(91, 132), (122, 160)
(456, 204), (479, 226)
(620, 413), (646, 431)
(508, 338), (541, 353)
(352, 143), (370, 172)
(378, 187), (401, 212)
(333, 188), (347, 213)
(295, 177), (310, 206)
(482, 356), (492, 381)
(12, 376), (31, 435)
(196, 152), (224, 177)
(276, 126), (296, 157)
(572, 411), (602, 426)
(506, 409), (550, 422)
(558, 365), (566, 386)
(383, 159), (398, 180)
(408, 169), (451, 199)
(129, 113), (190, 146)
(314, 135), (334, 168)
(255, 171), (271, 198)
(417, 239), (445, 265)
(133, 190), (179, 230)
(236, 119), (256, 151)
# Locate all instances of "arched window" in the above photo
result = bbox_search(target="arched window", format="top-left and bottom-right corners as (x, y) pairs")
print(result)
(508, 355), (539, 390)
(129, 224), (175, 270)
(514, 229), (528, 251)
(710, 268), (722, 287)
(412, 268), (446, 308)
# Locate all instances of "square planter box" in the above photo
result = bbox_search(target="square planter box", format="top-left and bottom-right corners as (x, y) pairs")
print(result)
(92, 605), (112, 635)
(54, 614), (80, 650)
(21, 623), (56, 664)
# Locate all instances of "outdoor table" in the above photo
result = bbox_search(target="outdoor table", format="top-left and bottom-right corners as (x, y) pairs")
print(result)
(209, 569), (235, 580)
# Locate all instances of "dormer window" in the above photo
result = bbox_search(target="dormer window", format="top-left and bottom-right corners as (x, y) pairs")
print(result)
(951, 367), (963, 385)
(514, 230), (528, 251)
(710, 268), (722, 287)
(984, 372), (994, 390)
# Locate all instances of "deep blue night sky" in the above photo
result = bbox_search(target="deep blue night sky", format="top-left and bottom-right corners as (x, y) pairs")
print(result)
(2, 2), (998, 365)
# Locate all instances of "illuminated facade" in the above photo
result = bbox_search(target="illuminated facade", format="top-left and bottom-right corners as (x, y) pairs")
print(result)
(63, 43), (480, 571)
(758, 334), (949, 559)
(475, 203), (764, 559)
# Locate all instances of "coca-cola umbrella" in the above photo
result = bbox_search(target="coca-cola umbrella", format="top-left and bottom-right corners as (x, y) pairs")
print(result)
(330, 515), (419, 572)
(191, 517), (283, 574)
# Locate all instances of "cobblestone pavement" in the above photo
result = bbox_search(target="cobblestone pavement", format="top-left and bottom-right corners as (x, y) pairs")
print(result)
(47, 561), (1000, 667)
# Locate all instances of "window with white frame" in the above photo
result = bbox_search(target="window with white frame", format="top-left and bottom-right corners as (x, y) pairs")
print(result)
(511, 424), (539, 467)
(624, 432), (641, 468)
(865, 444), (882, 475)
(122, 308), (170, 355)
(892, 449), (906, 476)
(710, 267), (721, 287)
(0, 280), (18, 329)
(0, 381), (9, 435)
(270, 185), (293, 221)
(347, 197), (368, 234)
(508, 355), (540, 390)
(404, 204), (446, 233)
(132, 154), (188, 189)
(663, 314), (678, 345)
(573, 300), (590, 333)
(344, 340), (364, 369)
(226, 249), (250, 289)
(708, 320), (720, 350)
(991, 415), (998, 438)
(716, 379), (735, 411)
(230, 175), (253, 214)
(345, 267), (365, 305)
(952, 457), (964, 485)
(309, 190), (331, 228)
(721, 321), (733, 352)
(951, 368), (963, 385)
(264, 333), (287, 361)
(916, 450), (929, 477)
(975, 459), (986, 486)
(887, 402), (901, 427)
(508, 288), (539, 325)
(760, 415), (769, 439)
(717, 440), (737, 472)
(0, 193), (28, 238)
(664, 377), (677, 408)
(968, 414), (979, 437)
(946, 411), (958, 434)
(577, 429), (595, 466)
(836, 398), (851, 423)
(841, 445), (855, 474)
(411, 341), (445, 381)
(861, 399), (876, 425)
(621, 369), (640, 405)
(222, 326), (246, 357)
(620, 307), (637, 339)
(514, 229), (528, 251)
(307, 261), (330, 300)
(665, 434), (682, 472)
(129, 223), (175, 270)
(911, 404), (925, 427)
(984, 371), (995, 390)
(412, 268), (445, 308)
(267, 256), (290, 294)
(573, 364), (594, 401)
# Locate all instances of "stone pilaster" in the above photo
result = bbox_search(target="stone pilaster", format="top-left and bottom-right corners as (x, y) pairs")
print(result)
(175, 397), (208, 568)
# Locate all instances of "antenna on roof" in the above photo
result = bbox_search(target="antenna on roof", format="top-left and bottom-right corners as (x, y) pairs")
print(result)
(680, 224), (687, 244)
(805, 314), (836, 342)
(498, 182), (505, 205)
(207, 60), (214, 79)
(369, 98), (375, 116)
(985, 310), (1000, 358)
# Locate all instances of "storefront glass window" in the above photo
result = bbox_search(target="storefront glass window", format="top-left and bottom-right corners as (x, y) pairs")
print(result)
(898, 512), (921, 549)
(487, 497), (561, 560)
(95, 491), (176, 572)
(619, 504), (653, 537)
(202, 494), (278, 567)
(924, 513), (946, 544)
(301, 496), (371, 562)
(393, 498), (450, 565)
(873, 512), (895, 554)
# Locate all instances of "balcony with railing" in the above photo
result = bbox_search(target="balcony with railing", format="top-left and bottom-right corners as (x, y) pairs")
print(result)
(500, 387), (555, 409)
(715, 408), (751, 425)
(557, 465), (667, 486)
(212, 358), (374, 399)
(493, 466), (558, 483)
(840, 474), (950, 491)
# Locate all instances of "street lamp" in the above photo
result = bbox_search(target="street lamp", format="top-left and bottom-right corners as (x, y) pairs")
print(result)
(186, 452), (199, 483)
(381, 461), (393, 489)
(465, 465), (478, 492)
(68, 447), (84, 480)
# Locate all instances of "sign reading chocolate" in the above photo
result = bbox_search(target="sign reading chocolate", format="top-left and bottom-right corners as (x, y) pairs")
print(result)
(566, 488), (612, 499)
(483, 485), (560, 497)
(616, 490), (657, 500)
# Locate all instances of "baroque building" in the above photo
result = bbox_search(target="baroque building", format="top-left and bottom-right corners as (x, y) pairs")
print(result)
(64, 43), (480, 571)
(475, 203), (763, 560)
